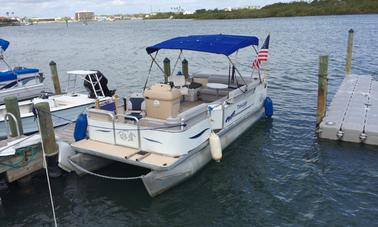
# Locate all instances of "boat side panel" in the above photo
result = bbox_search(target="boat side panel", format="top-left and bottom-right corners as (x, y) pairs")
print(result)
(143, 106), (265, 197)
(0, 83), (44, 104)
(88, 117), (212, 156)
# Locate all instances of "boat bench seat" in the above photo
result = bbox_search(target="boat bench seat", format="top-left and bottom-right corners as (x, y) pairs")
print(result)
(193, 73), (254, 87)
(199, 87), (231, 102)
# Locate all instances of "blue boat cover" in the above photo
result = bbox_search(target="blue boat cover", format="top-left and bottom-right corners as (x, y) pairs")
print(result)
(0, 68), (39, 82)
(146, 34), (259, 56)
(0, 38), (9, 51)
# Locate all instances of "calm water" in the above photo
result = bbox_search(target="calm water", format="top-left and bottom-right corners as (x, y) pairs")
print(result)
(1, 15), (378, 226)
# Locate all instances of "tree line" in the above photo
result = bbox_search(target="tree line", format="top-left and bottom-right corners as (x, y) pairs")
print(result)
(148, 0), (378, 20)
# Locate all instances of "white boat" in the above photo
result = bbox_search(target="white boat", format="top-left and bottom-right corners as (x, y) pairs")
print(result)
(0, 38), (45, 104)
(0, 70), (115, 138)
(61, 34), (273, 197)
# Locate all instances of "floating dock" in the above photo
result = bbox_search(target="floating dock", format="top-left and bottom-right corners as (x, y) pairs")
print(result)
(319, 75), (378, 145)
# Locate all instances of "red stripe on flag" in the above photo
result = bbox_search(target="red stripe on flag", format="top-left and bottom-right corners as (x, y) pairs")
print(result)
(251, 48), (269, 69)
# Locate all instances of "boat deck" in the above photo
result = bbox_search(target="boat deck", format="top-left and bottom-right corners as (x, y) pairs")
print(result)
(179, 100), (204, 113)
(71, 139), (181, 170)
(55, 123), (76, 144)
(319, 75), (378, 145)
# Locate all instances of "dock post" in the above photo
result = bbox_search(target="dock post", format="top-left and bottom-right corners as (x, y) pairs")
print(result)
(163, 57), (171, 84)
(345, 29), (354, 78)
(34, 102), (61, 177)
(49, 61), (62, 95)
(316, 55), (329, 127)
(4, 96), (23, 137)
(182, 59), (189, 81)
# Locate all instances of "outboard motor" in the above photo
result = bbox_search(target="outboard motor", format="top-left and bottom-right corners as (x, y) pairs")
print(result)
(83, 70), (115, 98)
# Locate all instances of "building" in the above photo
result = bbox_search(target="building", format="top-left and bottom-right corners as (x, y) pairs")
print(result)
(75, 11), (95, 21)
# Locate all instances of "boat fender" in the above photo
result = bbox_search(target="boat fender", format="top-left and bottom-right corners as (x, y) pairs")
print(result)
(74, 113), (88, 141)
(209, 131), (222, 162)
(264, 97), (273, 117)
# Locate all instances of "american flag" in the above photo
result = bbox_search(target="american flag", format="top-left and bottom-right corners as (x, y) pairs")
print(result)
(252, 35), (270, 70)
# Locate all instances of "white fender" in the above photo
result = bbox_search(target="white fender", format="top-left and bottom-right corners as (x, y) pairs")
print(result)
(209, 131), (222, 161)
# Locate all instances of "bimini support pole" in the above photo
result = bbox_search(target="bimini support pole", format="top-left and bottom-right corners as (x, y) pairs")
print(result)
(226, 56), (247, 91)
(143, 52), (158, 91)
(148, 52), (165, 74)
(171, 50), (183, 75)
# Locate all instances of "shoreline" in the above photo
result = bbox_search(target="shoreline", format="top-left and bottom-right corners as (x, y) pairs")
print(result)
(146, 12), (378, 21)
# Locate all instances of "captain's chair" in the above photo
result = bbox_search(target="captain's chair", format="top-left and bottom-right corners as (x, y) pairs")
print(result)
(124, 93), (145, 120)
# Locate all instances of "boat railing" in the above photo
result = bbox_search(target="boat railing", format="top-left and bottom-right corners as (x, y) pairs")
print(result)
(88, 108), (142, 151)
(4, 112), (21, 137)
(88, 108), (116, 143)
(118, 114), (141, 151)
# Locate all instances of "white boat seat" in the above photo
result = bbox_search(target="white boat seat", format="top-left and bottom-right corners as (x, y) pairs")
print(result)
(124, 93), (145, 120)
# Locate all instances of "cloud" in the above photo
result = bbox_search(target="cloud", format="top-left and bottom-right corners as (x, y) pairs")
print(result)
(111, 0), (126, 6)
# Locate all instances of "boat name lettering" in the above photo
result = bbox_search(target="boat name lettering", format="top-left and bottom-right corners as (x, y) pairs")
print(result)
(237, 101), (247, 109)
(118, 131), (136, 142)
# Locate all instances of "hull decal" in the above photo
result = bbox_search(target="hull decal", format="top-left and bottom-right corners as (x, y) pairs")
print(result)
(189, 128), (210, 139)
(95, 129), (112, 133)
(144, 137), (162, 144)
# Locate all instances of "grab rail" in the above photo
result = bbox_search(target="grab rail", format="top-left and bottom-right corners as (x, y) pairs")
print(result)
(4, 112), (21, 137)
(121, 115), (141, 151)
(88, 109), (116, 144)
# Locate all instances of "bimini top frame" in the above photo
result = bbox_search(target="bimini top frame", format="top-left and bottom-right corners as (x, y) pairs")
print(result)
(145, 34), (261, 89)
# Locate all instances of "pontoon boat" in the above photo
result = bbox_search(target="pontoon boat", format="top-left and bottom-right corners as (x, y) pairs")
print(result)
(62, 34), (273, 197)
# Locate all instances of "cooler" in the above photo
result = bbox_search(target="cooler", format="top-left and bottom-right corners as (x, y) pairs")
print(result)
(144, 84), (181, 120)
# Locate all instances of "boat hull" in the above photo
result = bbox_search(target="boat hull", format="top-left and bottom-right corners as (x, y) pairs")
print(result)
(142, 107), (265, 197)
(0, 103), (90, 138)
(0, 83), (44, 105)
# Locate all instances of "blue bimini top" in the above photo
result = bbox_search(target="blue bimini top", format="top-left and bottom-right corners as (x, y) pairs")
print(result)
(0, 68), (39, 82)
(146, 34), (259, 56)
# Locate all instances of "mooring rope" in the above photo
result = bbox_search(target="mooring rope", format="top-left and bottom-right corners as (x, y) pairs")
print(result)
(67, 159), (144, 180)
(36, 119), (58, 227)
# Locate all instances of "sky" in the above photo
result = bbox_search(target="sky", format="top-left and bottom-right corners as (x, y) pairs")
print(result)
(1, 0), (293, 18)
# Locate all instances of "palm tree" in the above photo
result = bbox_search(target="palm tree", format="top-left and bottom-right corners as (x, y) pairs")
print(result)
(6, 12), (9, 17)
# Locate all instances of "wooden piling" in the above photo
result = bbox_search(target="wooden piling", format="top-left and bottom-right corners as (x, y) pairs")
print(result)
(316, 55), (329, 127)
(113, 95), (121, 114)
(4, 96), (23, 137)
(95, 99), (100, 109)
(163, 57), (171, 84)
(345, 29), (354, 78)
(49, 61), (62, 95)
(182, 59), (189, 81)
(35, 102), (58, 156)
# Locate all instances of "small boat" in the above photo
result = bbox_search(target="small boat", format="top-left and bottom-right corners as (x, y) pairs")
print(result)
(0, 70), (115, 138)
(0, 38), (45, 104)
(62, 34), (273, 197)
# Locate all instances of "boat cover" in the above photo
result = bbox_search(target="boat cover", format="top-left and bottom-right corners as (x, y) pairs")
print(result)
(0, 68), (39, 82)
(0, 38), (9, 51)
(146, 34), (259, 56)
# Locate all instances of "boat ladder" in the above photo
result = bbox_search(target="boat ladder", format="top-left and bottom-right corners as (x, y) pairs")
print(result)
(88, 72), (105, 98)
